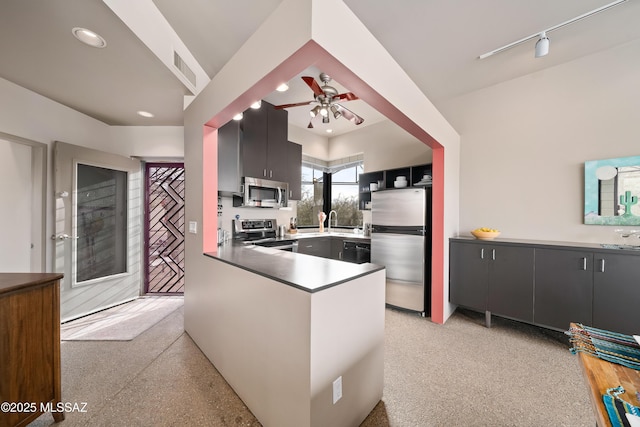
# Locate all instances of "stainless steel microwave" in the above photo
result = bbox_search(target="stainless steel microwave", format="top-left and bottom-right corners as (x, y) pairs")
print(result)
(233, 177), (289, 208)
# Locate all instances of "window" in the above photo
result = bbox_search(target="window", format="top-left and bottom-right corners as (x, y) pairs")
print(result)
(330, 164), (363, 227)
(76, 164), (128, 283)
(297, 164), (324, 226)
(297, 157), (363, 228)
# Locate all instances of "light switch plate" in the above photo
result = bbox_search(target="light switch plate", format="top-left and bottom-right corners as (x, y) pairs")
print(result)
(332, 376), (342, 404)
(188, 221), (197, 234)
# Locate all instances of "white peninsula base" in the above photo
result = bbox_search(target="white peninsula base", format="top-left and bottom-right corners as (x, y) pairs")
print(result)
(185, 253), (385, 427)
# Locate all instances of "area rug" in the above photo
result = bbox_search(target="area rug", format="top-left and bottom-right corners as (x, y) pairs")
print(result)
(60, 296), (183, 341)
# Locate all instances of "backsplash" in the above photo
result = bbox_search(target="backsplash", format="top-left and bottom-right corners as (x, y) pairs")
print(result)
(218, 195), (297, 235)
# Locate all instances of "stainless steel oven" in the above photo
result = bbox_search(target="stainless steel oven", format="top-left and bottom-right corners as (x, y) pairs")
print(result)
(232, 219), (298, 252)
(233, 177), (288, 208)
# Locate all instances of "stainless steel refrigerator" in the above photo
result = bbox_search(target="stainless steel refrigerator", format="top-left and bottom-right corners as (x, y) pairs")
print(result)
(371, 187), (431, 316)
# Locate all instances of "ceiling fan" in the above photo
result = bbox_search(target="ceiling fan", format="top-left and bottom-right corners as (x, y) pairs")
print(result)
(273, 73), (364, 128)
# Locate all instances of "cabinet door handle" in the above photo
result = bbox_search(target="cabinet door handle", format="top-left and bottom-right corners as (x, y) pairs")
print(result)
(480, 248), (485, 259)
(263, 168), (267, 177)
(599, 259), (605, 273)
(581, 257), (587, 271)
(491, 249), (496, 260)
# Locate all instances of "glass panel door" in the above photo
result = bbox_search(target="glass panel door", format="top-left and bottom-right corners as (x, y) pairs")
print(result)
(75, 164), (128, 283)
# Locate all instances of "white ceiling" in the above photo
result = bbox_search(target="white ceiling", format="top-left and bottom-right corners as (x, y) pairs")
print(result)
(1, 0), (639, 137)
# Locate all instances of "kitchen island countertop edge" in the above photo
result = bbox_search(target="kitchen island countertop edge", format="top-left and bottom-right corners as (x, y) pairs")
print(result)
(204, 244), (384, 293)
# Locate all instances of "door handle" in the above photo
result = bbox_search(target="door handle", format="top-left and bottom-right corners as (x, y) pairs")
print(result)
(599, 259), (605, 273)
(51, 233), (78, 241)
(581, 257), (587, 271)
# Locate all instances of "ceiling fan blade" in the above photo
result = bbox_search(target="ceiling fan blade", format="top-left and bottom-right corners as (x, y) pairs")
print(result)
(301, 76), (324, 96)
(334, 104), (364, 125)
(273, 100), (313, 109)
(334, 92), (358, 102)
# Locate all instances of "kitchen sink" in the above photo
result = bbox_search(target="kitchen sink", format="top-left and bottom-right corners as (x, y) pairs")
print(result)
(600, 243), (640, 250)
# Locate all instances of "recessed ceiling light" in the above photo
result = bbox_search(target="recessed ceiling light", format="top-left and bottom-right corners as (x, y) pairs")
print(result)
(72, 27), (107, 48)
(233, 113), (243, 121)
(276, 83), (289, 92)
(250, 100), (262, 109)
(137, 110), (154, 118)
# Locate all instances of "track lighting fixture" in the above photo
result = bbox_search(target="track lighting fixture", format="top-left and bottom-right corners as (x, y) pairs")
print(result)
(478, 0), (628, 60)
(534, 32), (549, 58)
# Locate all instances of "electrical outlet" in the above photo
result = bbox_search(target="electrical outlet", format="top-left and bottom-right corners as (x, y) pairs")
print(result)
(188, 221), (197, 234)
(332, 376), (342, 404)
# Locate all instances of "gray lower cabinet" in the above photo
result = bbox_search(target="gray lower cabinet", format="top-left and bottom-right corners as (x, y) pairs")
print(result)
(487, 246), (534, 322)
(449, 241), (488, 311)
(449, 241), (534, 321)
(331, 237), (344, 261)
(297, 237), (332, 258)
(534, 248), (593, 330)
(592, 251), (640, 335)
(450, 238), (640, 334)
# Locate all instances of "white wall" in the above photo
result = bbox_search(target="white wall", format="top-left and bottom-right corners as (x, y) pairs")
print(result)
(289, 124), (329, 159)
(439, 39), (640, 245)
(328, 120), (432, 171)
(0, 139), (32, 271)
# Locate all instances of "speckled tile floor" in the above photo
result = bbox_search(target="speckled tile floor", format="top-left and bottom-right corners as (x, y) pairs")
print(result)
(29, 302), (593, 426)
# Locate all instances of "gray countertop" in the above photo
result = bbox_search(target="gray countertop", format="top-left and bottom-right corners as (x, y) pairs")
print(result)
(204, 242), (383, 293)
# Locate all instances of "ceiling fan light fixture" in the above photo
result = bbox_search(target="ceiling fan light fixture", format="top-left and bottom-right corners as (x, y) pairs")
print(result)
(330, 105), (341, 119)
(322, 116), (330, 124)
(320, 105), (329, 117)
(310, 105), (321, 118)
(535, 32), (549, 58)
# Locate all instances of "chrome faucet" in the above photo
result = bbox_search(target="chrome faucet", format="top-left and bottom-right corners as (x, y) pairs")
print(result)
(328, 210), (338, 232)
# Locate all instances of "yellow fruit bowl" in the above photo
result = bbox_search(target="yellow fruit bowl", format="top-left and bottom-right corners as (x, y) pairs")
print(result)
(471, 229), (501, 240)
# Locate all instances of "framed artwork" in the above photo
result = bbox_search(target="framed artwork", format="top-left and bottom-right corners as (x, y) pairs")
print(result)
(584, 155), (640, 225)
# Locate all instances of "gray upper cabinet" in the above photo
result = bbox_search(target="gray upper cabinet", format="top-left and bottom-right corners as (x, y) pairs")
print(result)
(242, 102), (288, 181)
(534, 248), (593, 330)
(217, 101), (302, 195)
(287, 141), (302, 200)
(217, 120), (242, 194)
(592, 251), (640, 335)
(265, 106), (289, 182)
(241, 106), (268, 179)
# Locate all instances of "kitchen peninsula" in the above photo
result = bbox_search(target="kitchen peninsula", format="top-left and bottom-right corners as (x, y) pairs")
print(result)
(185, 244), (386, 427)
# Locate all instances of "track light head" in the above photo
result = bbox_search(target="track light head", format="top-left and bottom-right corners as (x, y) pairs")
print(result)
(535, 32), (549, 58)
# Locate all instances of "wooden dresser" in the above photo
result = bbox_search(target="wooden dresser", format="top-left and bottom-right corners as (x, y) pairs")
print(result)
(0, 273), (64, 426)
